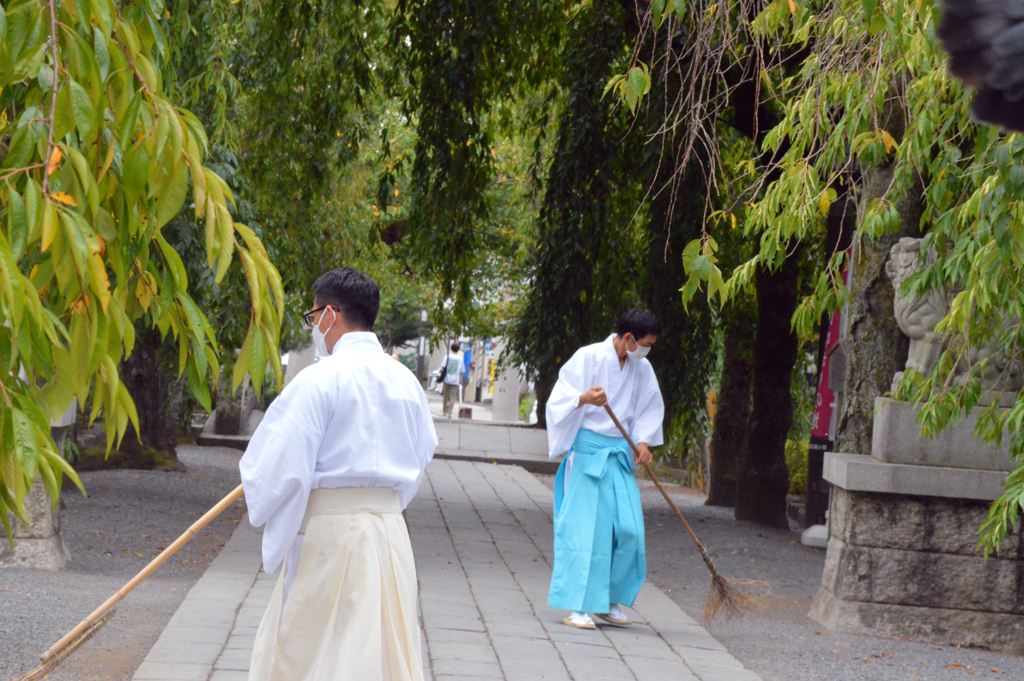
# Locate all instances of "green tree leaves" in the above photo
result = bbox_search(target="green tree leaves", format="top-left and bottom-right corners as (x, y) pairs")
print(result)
(680, 235), (726, 310)
(610, 0), (1024, 551)
(0, 0), (282, 537)
(604, 63), (650, 115)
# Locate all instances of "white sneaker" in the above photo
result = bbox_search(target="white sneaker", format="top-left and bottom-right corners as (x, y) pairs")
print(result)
(563, 611), (596, 630)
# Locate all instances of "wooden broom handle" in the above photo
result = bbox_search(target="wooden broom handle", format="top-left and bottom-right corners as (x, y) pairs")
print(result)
(602, 404), (705, 549)
(40, 484), (245, 663)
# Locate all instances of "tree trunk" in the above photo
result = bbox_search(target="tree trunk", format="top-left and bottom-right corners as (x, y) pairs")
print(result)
(119, 328), (185, 463)
(833, 168), (921, 454)
(534, 371), (555, 429)
(736, 253), (801, 528)
(706, 311), (755, 507)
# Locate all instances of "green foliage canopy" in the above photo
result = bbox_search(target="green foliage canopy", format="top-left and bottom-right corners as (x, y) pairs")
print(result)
(0, 0), (282, 536)
(390, 0), (566, 333)
(616, 0), (1024, 551)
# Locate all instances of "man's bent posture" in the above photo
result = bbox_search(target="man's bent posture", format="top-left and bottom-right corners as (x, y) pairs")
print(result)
(546, 309), (664, 630)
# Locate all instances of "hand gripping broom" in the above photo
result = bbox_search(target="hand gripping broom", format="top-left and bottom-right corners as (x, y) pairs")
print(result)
(602, 405), (757, 623)
(11, 484), (246, 681)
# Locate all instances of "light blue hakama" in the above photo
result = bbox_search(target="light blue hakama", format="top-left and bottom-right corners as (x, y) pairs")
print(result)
(547, 429), (646, 613)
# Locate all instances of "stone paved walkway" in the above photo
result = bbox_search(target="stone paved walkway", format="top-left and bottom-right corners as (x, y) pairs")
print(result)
(130, 460), (761, 681)
(431, 421), (556, 474)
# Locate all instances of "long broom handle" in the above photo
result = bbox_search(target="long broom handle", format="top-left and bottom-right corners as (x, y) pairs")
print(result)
(602, 405), (720, 573)
(39, 483), (245, 663)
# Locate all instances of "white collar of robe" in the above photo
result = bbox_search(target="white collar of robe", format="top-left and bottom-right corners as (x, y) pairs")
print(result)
(330, 331), (384, 356)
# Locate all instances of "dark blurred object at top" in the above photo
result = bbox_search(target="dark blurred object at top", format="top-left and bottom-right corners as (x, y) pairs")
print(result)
(939, 0), (1024, 132)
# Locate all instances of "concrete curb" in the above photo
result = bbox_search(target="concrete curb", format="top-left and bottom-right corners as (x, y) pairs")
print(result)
(431, 451), (560, 475)
(130, 520), (263, 681)
(431, 415), (537, 429)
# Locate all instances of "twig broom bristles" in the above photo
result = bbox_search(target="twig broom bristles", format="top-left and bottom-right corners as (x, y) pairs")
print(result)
(602, 405), (757, 623)
(10, 484), (245, 681)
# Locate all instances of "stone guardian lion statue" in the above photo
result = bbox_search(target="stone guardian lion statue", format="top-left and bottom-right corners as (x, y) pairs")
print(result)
(885, 237), (1023, 393)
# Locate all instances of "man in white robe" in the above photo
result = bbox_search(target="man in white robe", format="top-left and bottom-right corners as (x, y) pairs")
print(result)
(546, 309), (665, 630)
(240, 267), (437, 681)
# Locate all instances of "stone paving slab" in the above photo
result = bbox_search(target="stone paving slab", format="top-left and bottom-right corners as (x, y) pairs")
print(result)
(130, 459), (760, 680)
(411, 460), (763, 681)
(432, 422), (557, 474)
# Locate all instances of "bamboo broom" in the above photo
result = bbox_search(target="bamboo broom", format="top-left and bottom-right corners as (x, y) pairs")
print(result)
(602, 404), (757, 623)
(11, 484), (245, 681)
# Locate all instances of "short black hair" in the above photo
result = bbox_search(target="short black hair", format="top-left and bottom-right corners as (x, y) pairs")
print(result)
(451, 341), (461, 352)
(617, 308), (662, 339)
(312, 267), (380, 330)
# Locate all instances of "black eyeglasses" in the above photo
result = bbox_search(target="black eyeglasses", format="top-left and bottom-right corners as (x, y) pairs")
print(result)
(302, 306), (328, 328)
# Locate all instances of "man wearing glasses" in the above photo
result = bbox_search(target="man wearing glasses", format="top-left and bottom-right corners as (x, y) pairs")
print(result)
(240, 267), (437, 681)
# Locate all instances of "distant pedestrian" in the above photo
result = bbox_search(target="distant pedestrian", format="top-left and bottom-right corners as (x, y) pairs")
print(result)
(461, 349), (472, 401)
(545, 309), (665, 630)
(442, 341), (464, 418)
(240, 267), (437, 680)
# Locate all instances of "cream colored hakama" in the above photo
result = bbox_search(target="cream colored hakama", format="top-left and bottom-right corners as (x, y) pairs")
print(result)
(248, 488), (423, 681)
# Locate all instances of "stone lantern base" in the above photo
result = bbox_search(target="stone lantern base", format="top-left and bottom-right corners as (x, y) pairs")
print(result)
(0, 478), (70, 570)
(809, 486), (1024, 652)
(810, 398), (1024, 652)
(0, 425), (72, 571)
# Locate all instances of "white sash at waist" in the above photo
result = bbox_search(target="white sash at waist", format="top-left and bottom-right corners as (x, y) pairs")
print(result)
(299, 487), (401, 533)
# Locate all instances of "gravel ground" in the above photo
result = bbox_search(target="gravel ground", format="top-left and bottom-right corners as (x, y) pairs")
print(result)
(0, 445), (247, 681)
(537, 473), (1024, 680)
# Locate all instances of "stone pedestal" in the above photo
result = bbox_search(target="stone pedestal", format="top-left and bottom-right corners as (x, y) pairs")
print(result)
(1, 420), (73, 570)
(0, 478), (70, 570)
(490, 340), (521, 423)
(215, 375), (256, 436)
(872, 396), (1014, 470)
(812, 398), (1024, 651)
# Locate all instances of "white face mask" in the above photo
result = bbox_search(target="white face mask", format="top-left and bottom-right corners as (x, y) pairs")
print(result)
(311, 307), (336, 358)
(626, 335), (650, 360)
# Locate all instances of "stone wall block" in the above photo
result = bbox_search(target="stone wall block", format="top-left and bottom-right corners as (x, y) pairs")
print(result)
(872, 398), (1014, 470)
(11, 479), (61, 538)
(0, 536), (69, 569)
(825, 536), (1024, 614)
(810, 587), (1024, 653)
(215, 375), (255, 436)
(831, 487), (1024, 558)
(2, 477), (68, 570)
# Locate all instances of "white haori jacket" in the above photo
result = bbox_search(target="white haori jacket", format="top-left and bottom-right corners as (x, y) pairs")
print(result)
(545, 333), (665, 459)
(240, 331), (438, 575)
